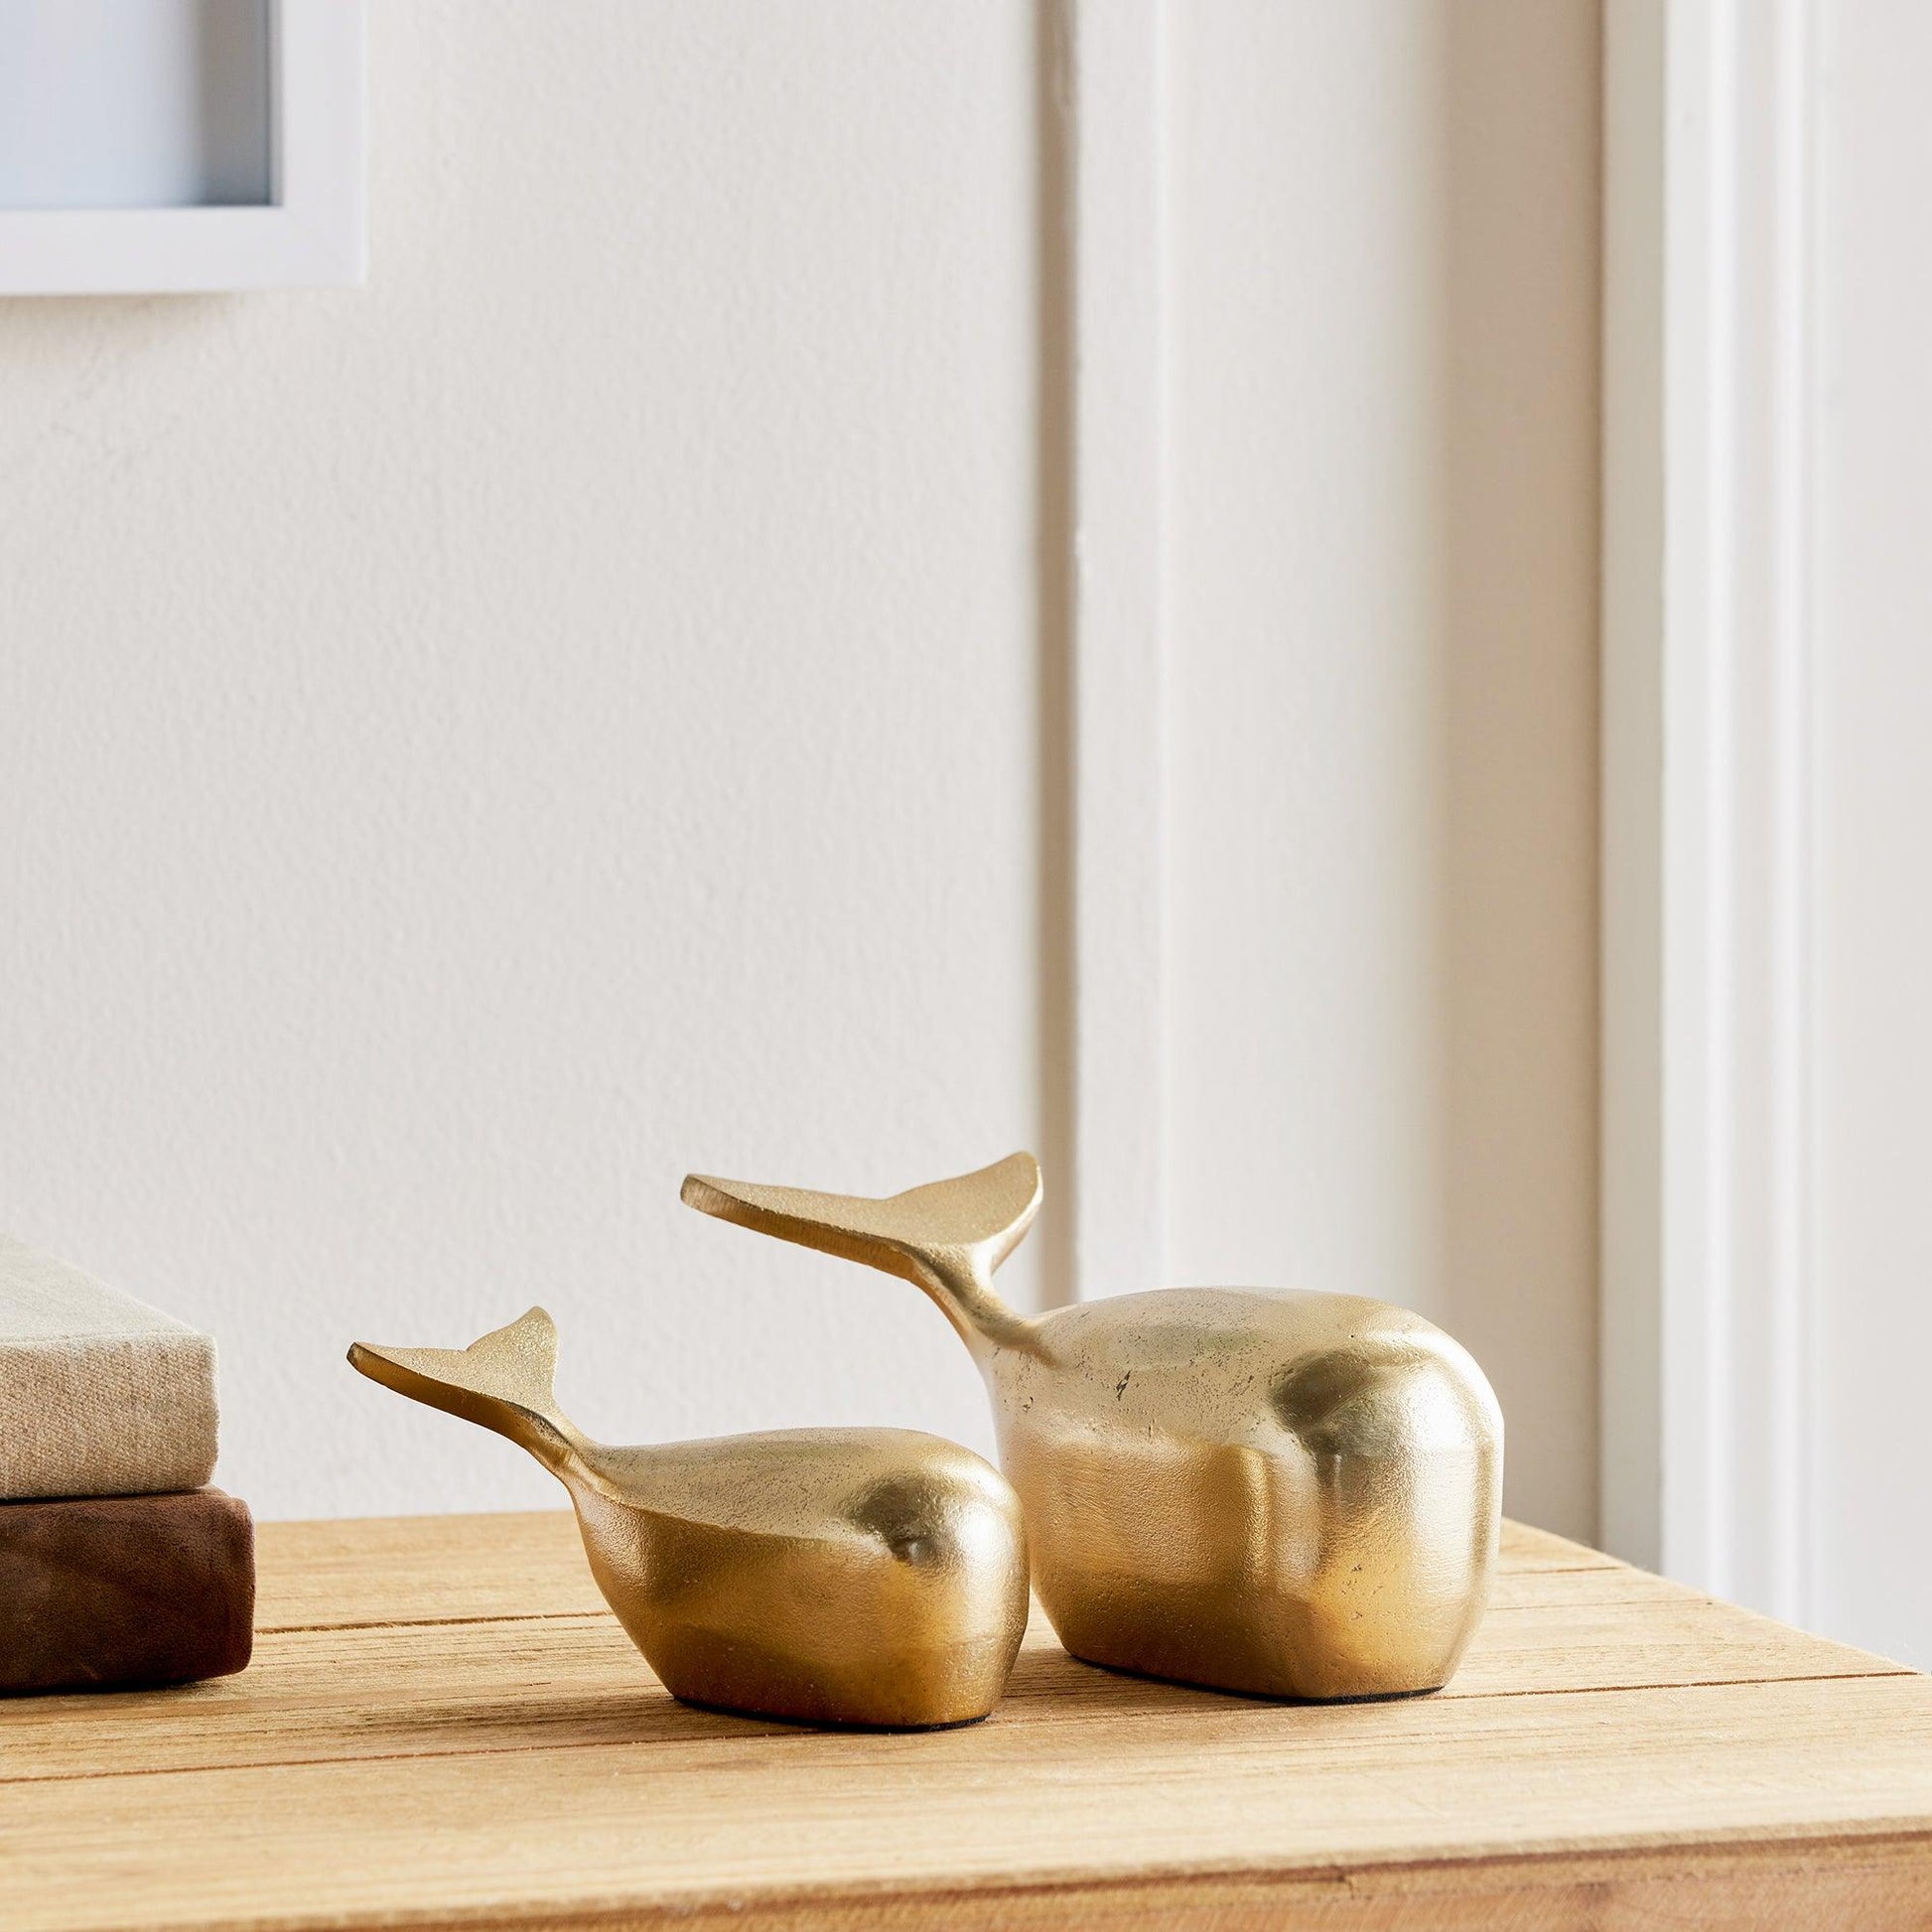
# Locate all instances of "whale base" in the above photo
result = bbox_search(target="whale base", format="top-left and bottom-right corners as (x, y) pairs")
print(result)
(1032, 1568), (1479, 1703)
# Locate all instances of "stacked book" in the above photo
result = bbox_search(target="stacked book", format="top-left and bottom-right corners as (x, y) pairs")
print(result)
(0, 1235), (253, 1693)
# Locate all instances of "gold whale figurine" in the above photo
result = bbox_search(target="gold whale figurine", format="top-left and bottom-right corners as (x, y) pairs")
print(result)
(346, 1308), (1029, 1727)
(681, 1153), (1503, 1702)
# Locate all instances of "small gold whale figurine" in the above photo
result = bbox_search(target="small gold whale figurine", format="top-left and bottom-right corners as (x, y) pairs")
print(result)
(682, 1154), (1503, 1702)
(346, 1309), (1029, 1727)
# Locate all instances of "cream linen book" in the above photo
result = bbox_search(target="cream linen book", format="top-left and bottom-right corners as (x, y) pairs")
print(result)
(0, 1235), (217, 1500)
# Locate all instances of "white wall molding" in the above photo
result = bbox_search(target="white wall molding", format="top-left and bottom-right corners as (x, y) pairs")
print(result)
(1063, 0), (1169, 1303)
(1600, 0), (1820, 1619)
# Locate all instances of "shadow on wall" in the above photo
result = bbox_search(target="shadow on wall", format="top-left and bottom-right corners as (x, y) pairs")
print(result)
(1162, 0), (1601, 1543)
(1436, 1), (1602, 1542)
(1033, 0), (1075, 1313)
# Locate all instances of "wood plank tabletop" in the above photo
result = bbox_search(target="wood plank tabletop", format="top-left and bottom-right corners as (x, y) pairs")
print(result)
(6, 1512), (1930, 1929)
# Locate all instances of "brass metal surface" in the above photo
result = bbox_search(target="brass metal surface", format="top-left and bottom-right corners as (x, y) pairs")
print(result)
(682, 1154), (1503, 1701)
(346, 1311), (1028, 1728)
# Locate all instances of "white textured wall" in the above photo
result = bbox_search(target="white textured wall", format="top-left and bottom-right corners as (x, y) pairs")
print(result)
(0, 2), (1042, 1517)
(0, 2), (1602, 1533)
(1165, 1), (1601, 1541)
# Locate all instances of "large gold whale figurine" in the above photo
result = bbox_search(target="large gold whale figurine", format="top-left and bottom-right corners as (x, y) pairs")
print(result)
(681, 1154), (1503, 1701)
(347, 1309), (1028, 1727)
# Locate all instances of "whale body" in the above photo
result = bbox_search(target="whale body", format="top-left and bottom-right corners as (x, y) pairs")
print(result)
(682, 1154), (1502, 1701)
(348, 1308), (1029, 1727)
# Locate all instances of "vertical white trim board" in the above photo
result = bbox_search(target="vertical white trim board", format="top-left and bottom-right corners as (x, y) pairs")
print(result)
(1064, 0), (1169, 1305)
(1599, 0), (1819, 1623)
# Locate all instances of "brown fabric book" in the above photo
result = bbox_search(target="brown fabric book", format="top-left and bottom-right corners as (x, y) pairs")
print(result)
(0, 1487), (253, 1694)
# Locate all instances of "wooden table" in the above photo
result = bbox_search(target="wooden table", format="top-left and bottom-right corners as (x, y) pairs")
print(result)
(7, 1512), (1932, 1929)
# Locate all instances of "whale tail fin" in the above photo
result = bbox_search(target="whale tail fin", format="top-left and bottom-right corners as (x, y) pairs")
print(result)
(348, 1306), (589, 1476)
(680, 1153), (1041, 1351)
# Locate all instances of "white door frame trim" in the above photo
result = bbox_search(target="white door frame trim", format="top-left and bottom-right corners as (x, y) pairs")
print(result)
(1599, 0), (1821, 1620)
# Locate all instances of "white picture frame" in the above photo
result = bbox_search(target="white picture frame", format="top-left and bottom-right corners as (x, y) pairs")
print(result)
(1599, 0), (1822, 1620)
(0, 0), (364, 295)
